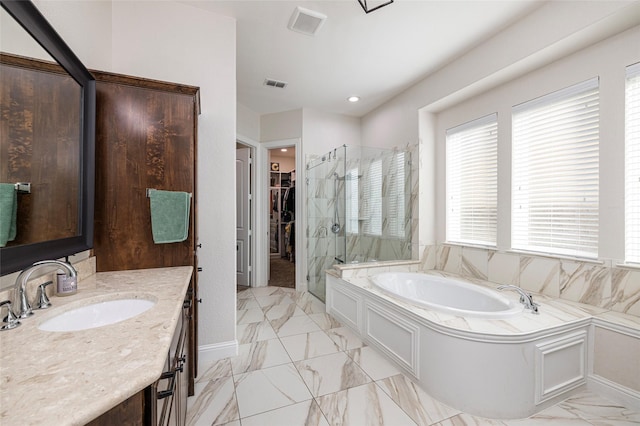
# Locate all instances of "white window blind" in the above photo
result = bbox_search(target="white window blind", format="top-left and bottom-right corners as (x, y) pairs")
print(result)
(345, 168), (359, 234)
(446, 113), (498, 246)
(388, 152), (406, 238)
(363, 159), (382, 236)
(512, 78), (599, 258)
(626, 63), (640, 264)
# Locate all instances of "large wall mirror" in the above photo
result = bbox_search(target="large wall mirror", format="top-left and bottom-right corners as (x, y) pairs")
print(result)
(0, 0), (95, 276)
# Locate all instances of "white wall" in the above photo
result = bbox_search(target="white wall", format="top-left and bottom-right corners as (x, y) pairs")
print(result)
(261, 109), (303, 142)
(33, 0), (113, 71)
(361, 1), (639, 149)
(301, 108), (361, 156)
(435, 25), (640, 263)
(238, 102), (260, 142)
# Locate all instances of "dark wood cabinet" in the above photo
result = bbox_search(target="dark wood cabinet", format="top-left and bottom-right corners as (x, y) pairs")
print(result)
(87, 295), (191, 426)
(86, 389), (146, 426)
(92, 70), (200, 394)
(151, 297), (190, 426)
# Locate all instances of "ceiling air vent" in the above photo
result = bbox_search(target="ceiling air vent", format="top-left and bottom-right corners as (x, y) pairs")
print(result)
(264, 78), (288, 89)
(288, 6), (327, 36)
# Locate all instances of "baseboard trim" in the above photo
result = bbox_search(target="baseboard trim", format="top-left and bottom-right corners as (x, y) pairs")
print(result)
(198, 340), (238, 366)
(588, 374), (640, 411)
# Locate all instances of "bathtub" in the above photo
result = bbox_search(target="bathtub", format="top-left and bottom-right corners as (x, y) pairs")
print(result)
(371, 272), (523, 319)
(326, 270), (591, 419)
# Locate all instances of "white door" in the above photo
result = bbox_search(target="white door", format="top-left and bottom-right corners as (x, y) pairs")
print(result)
(236, 148), (251, 287)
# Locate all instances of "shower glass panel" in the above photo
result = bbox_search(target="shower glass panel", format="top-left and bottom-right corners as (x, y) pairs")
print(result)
(306, 145), (412, 302)
(306, 146), (346, 301)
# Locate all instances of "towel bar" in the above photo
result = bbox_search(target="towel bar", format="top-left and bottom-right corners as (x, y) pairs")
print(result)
(14, 183), (31, 194)
(146, 188), (192, 198)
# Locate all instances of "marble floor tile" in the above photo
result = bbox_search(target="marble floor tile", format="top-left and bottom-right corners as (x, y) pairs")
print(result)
(196, 358), (233, 383)
(233, 363), (313, 418)
(347, 347), (402, 381)
(237, 289), (254, 299)
(249, 286), (280, 297)
(377, 374), (460, 425)
(255, 293), (296, 309)
(231, 338), (292, 374)
(326, 326), (366, 350)
(187, 375), (239, 426)
(559, 391), (640, 423)
(236, 320), (277, 344)
(270, 313), (323, 337)
(503, 404), (592, 425)
(295, 351), (372, 397)
(237, 298), (260, 310)
(297, 295), (327, 315)
(241, 400), (330, 426)
(237, 307), (265, 324)
(280, 330), (341, 361)
(434, 413), (507, 425)
(275, 287), (298, 296)
(316, 382), (417, 426)
(308, 312), (343, 330)
(263, 301), (306, 321)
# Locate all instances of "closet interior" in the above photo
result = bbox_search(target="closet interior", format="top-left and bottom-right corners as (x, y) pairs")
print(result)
(268, 148), (296, 288)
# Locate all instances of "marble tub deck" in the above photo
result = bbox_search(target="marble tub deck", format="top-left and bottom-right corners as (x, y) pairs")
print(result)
(186, 286), (640, 426)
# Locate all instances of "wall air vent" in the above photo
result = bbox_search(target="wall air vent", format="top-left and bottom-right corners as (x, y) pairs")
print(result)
(288, 6), (327, 36)
(264, 78), (288, 89)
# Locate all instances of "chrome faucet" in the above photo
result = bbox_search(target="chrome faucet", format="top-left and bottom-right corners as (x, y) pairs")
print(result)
(14, 260), (77, 318)
(497, 284), (539, 314)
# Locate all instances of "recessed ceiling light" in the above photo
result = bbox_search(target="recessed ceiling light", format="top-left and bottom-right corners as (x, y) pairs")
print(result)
(348, 96), (360, 103)
(281, 148), (288, 152)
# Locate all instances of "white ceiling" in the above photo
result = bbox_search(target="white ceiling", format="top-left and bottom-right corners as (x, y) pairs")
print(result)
(183, 0), (543, 117)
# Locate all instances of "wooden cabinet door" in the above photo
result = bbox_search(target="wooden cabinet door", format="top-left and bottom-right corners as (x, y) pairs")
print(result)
(93, 75), (198, 272)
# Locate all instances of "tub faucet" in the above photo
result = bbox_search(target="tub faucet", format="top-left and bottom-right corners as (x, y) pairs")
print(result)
(497, 285), (539, 314)
(14, 260), (77, 318)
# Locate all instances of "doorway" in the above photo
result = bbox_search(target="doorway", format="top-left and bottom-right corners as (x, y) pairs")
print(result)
(268, 146), (296, 288)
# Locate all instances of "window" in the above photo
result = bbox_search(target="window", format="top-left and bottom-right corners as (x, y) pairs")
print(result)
(446, 113), (498, 246)
(626, 63), (640, 264)
(345, 167), (359, 234)
(363, 159), (382, 236)
(512, 78), (599, 258)
(387, 151), (407, 238)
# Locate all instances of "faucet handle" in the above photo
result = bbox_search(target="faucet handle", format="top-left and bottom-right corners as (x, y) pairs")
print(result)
(0, 300), (21, 331)
(35, 281), (54, 309)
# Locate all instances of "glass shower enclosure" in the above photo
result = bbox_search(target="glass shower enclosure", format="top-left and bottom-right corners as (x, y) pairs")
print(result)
(306, 145), (412, 301)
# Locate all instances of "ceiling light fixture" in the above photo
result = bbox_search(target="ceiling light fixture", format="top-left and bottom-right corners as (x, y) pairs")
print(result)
(357, 0), (394, 14)
(348, 96), (360, 103)
(281, 148), (288, 152)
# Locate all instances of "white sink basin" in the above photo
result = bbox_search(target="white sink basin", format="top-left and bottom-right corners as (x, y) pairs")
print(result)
(38, 298), (156, 332)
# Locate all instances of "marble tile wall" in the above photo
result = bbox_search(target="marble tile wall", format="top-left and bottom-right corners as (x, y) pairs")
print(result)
(421, 245), (640, 317)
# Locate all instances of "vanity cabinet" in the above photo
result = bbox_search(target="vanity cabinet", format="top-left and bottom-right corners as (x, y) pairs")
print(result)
(150, 297), (190, 426)
(87, 295), (191, 426)
(91, 70), (200, 394)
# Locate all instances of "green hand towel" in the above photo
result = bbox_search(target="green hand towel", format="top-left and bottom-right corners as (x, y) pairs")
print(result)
(148, 189), (191, 244)
(0, 183), (17, 247)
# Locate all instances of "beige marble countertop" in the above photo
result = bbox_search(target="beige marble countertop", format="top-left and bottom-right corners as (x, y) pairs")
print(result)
(0, 266), (193, 426)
